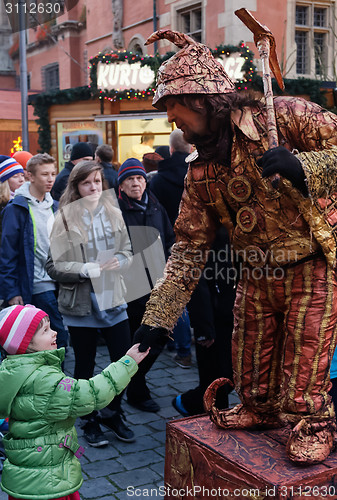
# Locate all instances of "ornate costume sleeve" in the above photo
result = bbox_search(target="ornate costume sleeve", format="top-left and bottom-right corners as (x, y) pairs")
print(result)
(297, 147), (337, 199)
(275, 97), (337, 267)
(276, 97), (337, 198)
(142, 164), (220, 330)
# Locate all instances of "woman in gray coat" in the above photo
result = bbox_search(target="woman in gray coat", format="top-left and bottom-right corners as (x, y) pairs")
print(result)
(46, 161), (134, 447)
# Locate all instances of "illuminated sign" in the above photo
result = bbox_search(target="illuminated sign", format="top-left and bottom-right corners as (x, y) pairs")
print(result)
(97, 61), (155, 91)
(216, 53), (246, 81)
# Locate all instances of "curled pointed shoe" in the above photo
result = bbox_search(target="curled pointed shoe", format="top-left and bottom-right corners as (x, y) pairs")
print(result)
(286, 419), (336, 465)
(203, 378), (281, 430)
(206, 403), (281, 430)
(203, 378), (234, 415)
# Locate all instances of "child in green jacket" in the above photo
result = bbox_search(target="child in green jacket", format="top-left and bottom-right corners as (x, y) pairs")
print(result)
(0, 304), (149, 500)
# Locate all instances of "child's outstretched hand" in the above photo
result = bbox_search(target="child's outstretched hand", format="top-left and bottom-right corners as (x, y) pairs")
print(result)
(126, 343), (150, 364)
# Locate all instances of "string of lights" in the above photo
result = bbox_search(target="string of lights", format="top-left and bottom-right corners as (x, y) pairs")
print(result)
(88, 43), (257, 101)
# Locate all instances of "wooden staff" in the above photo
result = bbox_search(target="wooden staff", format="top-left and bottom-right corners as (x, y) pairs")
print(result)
(235, 8), (285, 188)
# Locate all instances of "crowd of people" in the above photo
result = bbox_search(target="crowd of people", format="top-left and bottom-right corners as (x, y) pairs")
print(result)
(0, 125), (232, 445)
(0, 129), (227, 498)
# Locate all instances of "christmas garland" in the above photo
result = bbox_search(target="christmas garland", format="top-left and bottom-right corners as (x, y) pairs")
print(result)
(275, 77), (325, 106)
(212, 43), (256, 90)
(29, 86), (92, 153)
(30, 43), (329, 153)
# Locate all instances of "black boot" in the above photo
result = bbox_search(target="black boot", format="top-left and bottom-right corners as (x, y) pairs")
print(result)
(97, 408), (135, 443)
(81, 417), (108, 448)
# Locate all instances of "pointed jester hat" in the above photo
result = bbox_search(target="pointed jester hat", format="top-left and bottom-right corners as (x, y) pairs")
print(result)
(145, 30), (236, 110)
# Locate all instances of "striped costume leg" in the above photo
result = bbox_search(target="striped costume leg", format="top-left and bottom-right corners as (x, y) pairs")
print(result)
(283, 258), (337, 421)
(232, 270), (286, 416)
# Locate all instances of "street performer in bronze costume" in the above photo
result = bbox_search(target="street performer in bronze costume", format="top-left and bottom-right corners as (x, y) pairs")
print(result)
(134, 29), (337, 465)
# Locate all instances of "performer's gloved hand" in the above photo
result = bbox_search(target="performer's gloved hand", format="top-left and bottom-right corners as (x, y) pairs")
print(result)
(258, 146), (308, 196)
(134, 324), (170, 355)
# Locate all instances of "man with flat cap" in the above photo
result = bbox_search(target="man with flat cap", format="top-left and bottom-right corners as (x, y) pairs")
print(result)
(133, 29), (337, 465)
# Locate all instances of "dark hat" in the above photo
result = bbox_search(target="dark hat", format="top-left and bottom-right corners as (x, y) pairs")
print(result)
(142, 152), (164, 173)
(155, 145), (170, 159)
(70, 142), (93, 162)
(118, 158), (147, 185)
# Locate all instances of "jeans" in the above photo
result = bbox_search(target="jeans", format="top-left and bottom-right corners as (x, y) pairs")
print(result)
(173, 308), (191, 358)
(31, 290), (68, 348)
(330, 378), (337, 414)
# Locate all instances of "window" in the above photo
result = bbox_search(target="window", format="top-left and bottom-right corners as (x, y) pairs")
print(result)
(296, 5), (308, 25)
(314, 7), (326, 27)
(16, 73), (31, 90)
(130, 43), (143, 55)
(42, 63), (59, 90)
(295, 30), (308, 74)
(128, 37), (146, 56)
(314, 32), (326, 74)
(295, 3), (330, 77)
(177, 4), (202, 42)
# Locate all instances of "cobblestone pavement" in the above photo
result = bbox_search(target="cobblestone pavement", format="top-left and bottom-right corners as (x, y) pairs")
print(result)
(0, 344), (240, 500)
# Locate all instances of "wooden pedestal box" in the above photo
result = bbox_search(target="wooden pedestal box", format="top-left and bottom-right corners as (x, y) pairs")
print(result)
(165, 415), (337, 499)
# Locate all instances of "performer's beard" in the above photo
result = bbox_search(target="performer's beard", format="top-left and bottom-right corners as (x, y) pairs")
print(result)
(190, 114), (233, 166)
(183, 129), (211, 149)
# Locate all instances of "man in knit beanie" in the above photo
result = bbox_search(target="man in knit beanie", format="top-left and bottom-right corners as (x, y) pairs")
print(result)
(132, 29), (337, 465)
(117, 157), (175, 413)
(51, 142), (93, 201)
(117, 158), (147, 189)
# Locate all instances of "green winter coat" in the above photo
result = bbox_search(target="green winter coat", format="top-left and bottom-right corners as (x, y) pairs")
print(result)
(0, 348), (138, 499)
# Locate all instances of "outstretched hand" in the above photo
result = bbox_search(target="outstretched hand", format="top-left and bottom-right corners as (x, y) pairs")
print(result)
(126, 343), (150, 364)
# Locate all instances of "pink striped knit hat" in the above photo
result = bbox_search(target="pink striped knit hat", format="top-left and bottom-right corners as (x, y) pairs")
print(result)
(0, 305), (48, 355)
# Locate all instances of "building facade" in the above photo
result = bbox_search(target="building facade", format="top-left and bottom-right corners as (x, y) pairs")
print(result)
(8, 0), (337, 92)
(0, 0), (15, 88)
(4, 0), (336, 163)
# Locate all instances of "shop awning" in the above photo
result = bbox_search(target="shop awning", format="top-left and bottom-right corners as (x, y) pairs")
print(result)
(94, 112), (167, 121)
